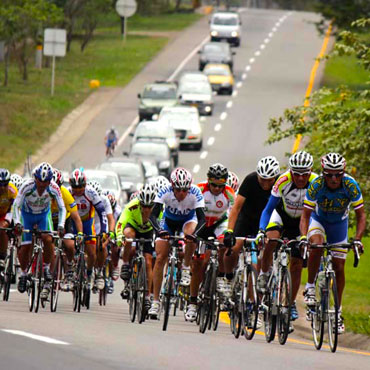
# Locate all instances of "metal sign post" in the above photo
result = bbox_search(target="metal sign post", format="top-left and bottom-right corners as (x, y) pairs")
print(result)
(115, 0), (137, 43)
(43, 28), (66, 96)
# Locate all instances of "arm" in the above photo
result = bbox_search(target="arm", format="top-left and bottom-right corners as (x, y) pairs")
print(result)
(70, 210), (83, 234)
(107, 213), (115, 232)
(194, 207), (206, 235)
(94, 201), (108, 234)
(259, 195), (280, 231)
(299, 206), (313, 237)
(354, 206), (366, 241)
(149, 202), (163, 232)
(55, 190), (67, 229)
(227, 194), (245, 231)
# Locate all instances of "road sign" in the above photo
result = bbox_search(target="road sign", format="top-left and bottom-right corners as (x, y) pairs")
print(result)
(115, 0), (137, 17)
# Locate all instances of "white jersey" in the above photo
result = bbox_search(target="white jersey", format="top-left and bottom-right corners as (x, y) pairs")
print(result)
(155, 184), (204, 221)
(95, 195), (112, 234)
(14, 179), (66, 227)
(113, 204), (122, 222)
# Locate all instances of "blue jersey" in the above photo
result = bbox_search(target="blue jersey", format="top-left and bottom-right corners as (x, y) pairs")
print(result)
(304, 174), (363, 224)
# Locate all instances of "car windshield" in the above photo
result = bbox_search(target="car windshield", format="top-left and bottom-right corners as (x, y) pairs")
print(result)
(213, 16), (238, 26)
(86, 173), (119, 191)
(99, 162), (143, 181)
(204, 66), (229, 76)
(131, 143), (168, 158)
(203, 44), (227, 54)
(142, 85), (177, 99)
(136, 125), (167, 138)
(179, 82), (212, 95)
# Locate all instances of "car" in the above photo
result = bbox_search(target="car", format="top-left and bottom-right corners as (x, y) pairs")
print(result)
(130, 120), (180, 166)
(198, 42), (235, 71)
(159, 106), (203, 150)
(203, 63), (234, 95)
(137, 81), (178, 121)
(97, 158), (146, 199)
(83, 169), (126, 207)
(128, 141), (174, 177)
(177, 80), (213, 116)
(178, 71), (208, 86)
(209, 11), (242, 46)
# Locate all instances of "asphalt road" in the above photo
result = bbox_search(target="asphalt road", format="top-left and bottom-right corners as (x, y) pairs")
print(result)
(4, 8), (370, 370)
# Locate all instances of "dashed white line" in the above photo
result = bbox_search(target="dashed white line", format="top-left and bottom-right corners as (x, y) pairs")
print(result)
(226, 101), (233, 109)
(236, 81), (242, 88)
(268, 32), (273, 37)
(117, 116), (139, 146)
(193, 164), (200, 173)
(264, 38), (270, 44)
(220, 112), (227, 120)
(255, 50), (261, 56)
(249, 58), (255, 64)
(200, 116), (207, 122)
(232, 90), (238, 97)
(242, 73), (247, 80)
(275, 22), (281, 27)
(245, 65), (251, 71)
(272, 27), (277, 32)
(2, 330), (70, 345)
(200, 151), (208, 159)
(207, 137), (215, 146)
(214, 123), (222, 131)
(260, 44), (266, 50)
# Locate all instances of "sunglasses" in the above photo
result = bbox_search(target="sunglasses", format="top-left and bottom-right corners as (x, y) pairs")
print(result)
(72, 185), (85, 189)
(291, 171), (311, 177)
(140, 203), (154, 209)
(323, 171), (343, 179)
(174, 187), (189, 193)
(209, 182), (226, 189)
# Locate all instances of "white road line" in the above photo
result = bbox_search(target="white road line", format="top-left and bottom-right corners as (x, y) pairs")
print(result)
(249, 57), (255, 63)
(268, 32), (273, 37)
(272, 27), (277, 32)
(207, 137), (215, 146)
(2, 330), (70, 345)
(242, 73), (247, 80)
(260, 44), (266, 50)
(275, 22), (281, 27)
(220, 112), (227, 120)
(193, 164), (200, 173)
(232, 90), (238, 97)
(200, 116), (207, 122)
(226, 101), (233, 108)
(214, 123), (222, 131)
(255, 50), (261, 56)
(200, 151), (208, 159)
(245, 65), (251, 71)
(117, 116), (139, 146)
(236, 81), (242, 88)
(264, 38), (270, 44)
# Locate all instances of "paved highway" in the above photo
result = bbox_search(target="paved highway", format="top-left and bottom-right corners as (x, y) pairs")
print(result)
(3, 8), (369, 370)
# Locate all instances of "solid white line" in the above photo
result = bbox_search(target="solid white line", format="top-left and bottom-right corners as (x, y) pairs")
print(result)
(220, 112), (227, 120)
(214, 123), (222, 131)
(245, 65), (251, 71)
(249, 58), (255, 63)
(242, 73), (247, 80)
(193, 164), (200, 173)
(236, 81), (242, 88)
(255, 51), (261, 56)
(200, 151), (208, 159)
(2, 330), (70, 345)
(117, 116), (139, 146)
(260, 44), (266, 50)
(232, 90), (238, 97)
(226, 101), (233, 108)
(207, 137), (215, 146)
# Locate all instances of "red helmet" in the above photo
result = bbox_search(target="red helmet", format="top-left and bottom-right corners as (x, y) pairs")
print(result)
(69, 168), (86, 187)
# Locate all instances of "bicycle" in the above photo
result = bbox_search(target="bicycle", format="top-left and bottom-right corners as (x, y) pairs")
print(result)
(303, 242), (360, 353)
(0, 227), (20, 302)
(99, 241), (114, 307)
(229, 236), (259, 340)
(260, 238), (295, 345)
(50, 235), (66, 312)
(125, 237), (153, 324)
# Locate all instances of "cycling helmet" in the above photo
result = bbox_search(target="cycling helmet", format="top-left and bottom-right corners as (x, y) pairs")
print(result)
(289, 151), (313, 171)
(227, 171), (239, 192)
(138, 183), (156, 206)
(88, 180), (102, 196)
(52, 168), (63, 186)
(10, 174), (23, 190)
(0, 168), (11, 185)
(129, 190), (139, 201)
(33, 162), (53, 182)
(154, 176), (170, 193)
(207, 163), (228, 180)
(321, 153), (346, 171)
(170, 167), (192, 189)
(103, 190), (117, 209)
(69, 168), (87, 187)
(256, 156), (280, 179)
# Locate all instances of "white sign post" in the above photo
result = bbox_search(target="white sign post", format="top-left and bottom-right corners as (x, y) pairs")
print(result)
(43, 28), (66, 96)
(115, 0), (137, 43)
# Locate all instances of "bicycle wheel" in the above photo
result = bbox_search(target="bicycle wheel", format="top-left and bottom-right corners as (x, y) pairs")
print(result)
(28, 278), (35, 312)
(231, 276), (242, 338)
(207, 266), (217, 331)
(2, 251), (13, 301)
(34, 252), (43, 313)
(277, 269), (292, 345)
(137, 258), (147, 324)
(99, 264), (109, 307)
(162, 259), (174, 331)
(327, 273), (339, 353)
(263, 278), (277, 343)
(242, 266), (259, 340)
(50, 252), (63, 312)
(311, 299), (324, 350)
(212, 295), (220, 331)
(74, 256), (84, 312)
(128, 262), (137, 323)
(199, 267), (212, 333)
(83, 284), (91, 310)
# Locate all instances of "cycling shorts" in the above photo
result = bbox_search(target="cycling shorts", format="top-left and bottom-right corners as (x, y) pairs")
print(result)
(159, 214), (197, 237)
(307, 215), (348, 260)
(72, 218), (96, 245)
(106, 139), (115, 148)
(125, 223), (154, 255)
(21, 210), (53, 245)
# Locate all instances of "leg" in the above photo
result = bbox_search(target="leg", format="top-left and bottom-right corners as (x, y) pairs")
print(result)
(152, 239), (169, 301)
(261, 230), (280, 273)
(332, 256), (346, 307)
(144, 253), (153, 296)
(224, 238), (243, 275)
(290, 257), (303, 302)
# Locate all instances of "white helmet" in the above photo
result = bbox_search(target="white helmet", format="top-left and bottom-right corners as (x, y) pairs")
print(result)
(88, 180), (102, 196)
(170, 167), (192, 189)
(154, 176), (170, 193)
(10, 174), (24, 190)
(227, 171), (239, 192)
(289, 151), (313, 171)
(256, 156), (280, 179)
(33, 162), (53, 182)
(138, 183), (156, 206)
(321, 153), (346, 171)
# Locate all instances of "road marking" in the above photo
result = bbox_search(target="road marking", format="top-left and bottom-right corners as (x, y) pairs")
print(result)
(2, 330), (70, 345)
(260, 44), (266, 50)
(200, 116), (207, 122)
(200, 151), (208, 159)
(275, 22), (281, 27)
(226, 101), (233, 108)
(249, 57), (255, 64)
(255, 51), (261, 56)
(212, 91), (217, 96)
(264, 38), (270, 43)
(207, 137), (215, 146)
(214, 123), (222, 131)
(220, 112), (227, 120)
(268, 32), (273, 37)
(292, 22), (333, 153)
(193, 164), (200, 173)
(272, 27), (277, 32)
(232, 90), (238, 97)
(236, 81), (242, 88)
(117, 116), (139, 146)
(245, 65), (251, 71)
(242, 73), (247, 80)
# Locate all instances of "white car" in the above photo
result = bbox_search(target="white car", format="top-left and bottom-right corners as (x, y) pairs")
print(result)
(159, 106), (203, 150)
(178, 71), (208, 86)
(209, 11), (242, 46)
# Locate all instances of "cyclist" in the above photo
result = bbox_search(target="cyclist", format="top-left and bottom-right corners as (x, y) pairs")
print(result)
(51, 168), (83, 291)
(0, 169), (18, 277)
(223, 156), (280, 296)
(194, 164), (235, 309)
(257, 151), (317, 327)
(13, 163), (66, 298)
(227, 171), (240, 193)
(148, 167), (206, 319)
(116, 184), (156, 308)
(300, 153), (366, 334)
(10, 174), (24, 191)
(103, 190), (122, 222)
(105, 126), (118, 156)
(69, 169), (108, 290)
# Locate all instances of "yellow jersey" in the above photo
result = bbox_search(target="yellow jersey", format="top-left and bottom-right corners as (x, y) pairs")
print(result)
(51, 185), (77, 221)
(0, 182), (17, 217)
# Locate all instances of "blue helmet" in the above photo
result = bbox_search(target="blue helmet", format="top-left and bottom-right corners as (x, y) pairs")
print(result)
(33, 162), (53, 182)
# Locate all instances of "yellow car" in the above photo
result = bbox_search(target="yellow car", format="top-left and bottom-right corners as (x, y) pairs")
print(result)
(204, 63), (234, 95)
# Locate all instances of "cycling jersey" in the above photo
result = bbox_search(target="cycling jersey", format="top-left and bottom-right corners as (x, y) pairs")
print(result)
(113, 204), (122, 222)
(304, 174), (363, 224)
(0, 182), (17, 223)
(50, 185), (77, 222)
(14, 179), (66, 228)
(95, 194), (112, 235)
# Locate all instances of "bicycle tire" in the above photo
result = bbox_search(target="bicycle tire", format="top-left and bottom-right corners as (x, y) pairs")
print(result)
(129, 262), (137, 323)
(242, 265), (259, 340)
(199, 266), (212, 333)
(83, 284), (91, 310)
(137, 257), (147, 324)
(232, 274), (242, 338)
(3, 251), (13, 301)
(312, 299), (324, 350)
(327, 273), (339, 353)
(212, 295), (220, 331)
(75, 256), (84, 312)
(99, 264), (109, 307)
(264, 285), (277, 343)
(34, 252), (43, 313)
(50, 252), (63, 312)
(162, 259), (174, 331)
(28, 278), (35, 312)
(277, 269), (292, 345)
(207, 266), (217, 331)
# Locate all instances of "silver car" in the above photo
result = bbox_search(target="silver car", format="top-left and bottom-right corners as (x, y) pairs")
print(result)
(209, 11), (241, 46)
